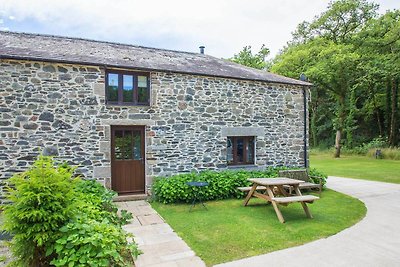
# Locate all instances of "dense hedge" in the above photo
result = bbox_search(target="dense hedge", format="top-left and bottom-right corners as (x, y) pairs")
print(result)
(1, 156), (139, 267)
(152, 167), (327, 204)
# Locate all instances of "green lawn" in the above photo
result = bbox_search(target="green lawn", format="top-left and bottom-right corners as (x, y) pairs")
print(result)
(152, 189), (366, 266)
(310, 151), (400, 184)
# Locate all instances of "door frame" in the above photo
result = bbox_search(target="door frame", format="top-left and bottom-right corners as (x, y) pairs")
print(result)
(110, 125), (146, 194)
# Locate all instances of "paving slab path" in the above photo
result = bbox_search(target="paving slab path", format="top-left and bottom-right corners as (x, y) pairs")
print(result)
(215, 176), (400, 267)
(117, 200), (206, 267)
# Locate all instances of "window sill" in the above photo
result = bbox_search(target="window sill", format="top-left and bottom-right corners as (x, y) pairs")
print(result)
(106, 103), (151, 108)
(227, 164), (259, 170)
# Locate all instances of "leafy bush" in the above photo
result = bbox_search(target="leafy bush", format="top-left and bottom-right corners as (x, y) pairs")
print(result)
(308, 168), (328, 185)
(49, 216), (138, 267)
(152, 167), (327, 204)
(1, 156), (139, 267)
(74, 179), (132, 226)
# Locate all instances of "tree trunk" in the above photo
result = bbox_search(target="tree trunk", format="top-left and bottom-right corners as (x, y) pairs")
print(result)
(376, 109), (383, 137)
(385, 79), (391, 138)
(334, 95), (346, 158)
(334, 129), (341, 158)
(389, 78), (398, 147)
(370, 84), (383, 137)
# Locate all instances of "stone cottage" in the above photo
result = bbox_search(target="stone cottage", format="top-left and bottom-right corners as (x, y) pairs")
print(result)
(0, 31), (311, 199)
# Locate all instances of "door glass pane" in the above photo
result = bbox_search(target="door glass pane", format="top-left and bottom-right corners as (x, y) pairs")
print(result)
(132, 131), (142, 160)
(236, 138), (244, 163)
(246, 137), (255, 163)
(227, 137), (233, 164)
(138, 76), (149, 104)
(123, 75), (134, 103)
(123, 130), (133, 159)
(114, 130), (124, 160)
(107, 73), (119, 102)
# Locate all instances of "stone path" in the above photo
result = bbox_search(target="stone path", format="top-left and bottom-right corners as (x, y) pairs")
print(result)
(117, 200), (206, 267)
(0, 241), (11, 267)
(215, 176), (400, 267)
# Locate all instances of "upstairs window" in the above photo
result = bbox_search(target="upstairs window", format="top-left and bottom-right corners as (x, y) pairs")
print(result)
(227, 136), (255, 165)
(106, 70), (150, 105)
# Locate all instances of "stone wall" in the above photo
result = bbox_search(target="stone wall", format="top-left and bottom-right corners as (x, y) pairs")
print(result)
(0, 59), (308, 202)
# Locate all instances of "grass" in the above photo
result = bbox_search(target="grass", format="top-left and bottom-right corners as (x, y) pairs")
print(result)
(152, 189), (366, 266)
(310, 151), (400, 184)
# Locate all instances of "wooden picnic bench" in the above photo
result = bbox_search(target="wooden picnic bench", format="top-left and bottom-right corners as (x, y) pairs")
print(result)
(237, 186), (266, 192)
(278, 169), (323, 196)
(241, 178), (320, 223)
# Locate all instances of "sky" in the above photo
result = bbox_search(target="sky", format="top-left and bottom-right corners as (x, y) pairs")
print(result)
(0, 0), (398, 59)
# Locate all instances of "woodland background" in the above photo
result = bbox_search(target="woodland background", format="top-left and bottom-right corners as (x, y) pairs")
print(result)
(230, 0), (399, 157)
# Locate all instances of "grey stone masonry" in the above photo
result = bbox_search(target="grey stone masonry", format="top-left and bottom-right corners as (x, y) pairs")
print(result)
(0, 59), (308, 202)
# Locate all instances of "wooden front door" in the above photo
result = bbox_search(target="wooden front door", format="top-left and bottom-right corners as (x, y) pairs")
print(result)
(111, 126), (145, 194)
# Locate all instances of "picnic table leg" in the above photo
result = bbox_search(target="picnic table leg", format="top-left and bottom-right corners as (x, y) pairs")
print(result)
(243, 183), (257, 206)
(276, 185), (289, 197)
(293, 185), (313, 219)
(266, 186), (285, 223)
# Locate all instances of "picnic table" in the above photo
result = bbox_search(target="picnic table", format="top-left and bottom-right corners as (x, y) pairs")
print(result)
(242, 177), (319, 223)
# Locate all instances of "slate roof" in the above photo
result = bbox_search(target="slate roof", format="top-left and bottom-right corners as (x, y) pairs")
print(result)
(0, 31), (311, 86)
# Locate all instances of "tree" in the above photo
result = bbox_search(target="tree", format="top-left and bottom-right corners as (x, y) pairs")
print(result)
(230, 45), (270, 70)
(355, 10), (400, 147)
(291, 0), (378, 45)
(272, 0), (383, 157)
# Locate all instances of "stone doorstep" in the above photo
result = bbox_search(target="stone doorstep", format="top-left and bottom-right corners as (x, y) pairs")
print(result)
(113, 194), (148, 202)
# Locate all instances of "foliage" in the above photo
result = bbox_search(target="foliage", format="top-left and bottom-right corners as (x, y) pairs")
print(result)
(1, 157), (139, 267)
(271, 0), (400, 153)
(49, 216), (139, 267)
(152, 190), (366, 266)
(74, 179), (133, 226)
(229, 44), (270, 70)
(308, 168), (328, 185)
(152, 167), (328, 204)
(291, 0), (378, 44)
(1, 156), (78, 266)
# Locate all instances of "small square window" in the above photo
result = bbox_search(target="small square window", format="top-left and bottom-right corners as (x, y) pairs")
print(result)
(106, 70), (150, 105)
(227, 136), (255, 165)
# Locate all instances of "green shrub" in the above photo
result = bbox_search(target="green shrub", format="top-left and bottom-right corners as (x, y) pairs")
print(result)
(1, 156), (78, 266)
(49, 216), (139, 267)
(152, 167), (327, 204)
(1, 156), (139, 267)
(74, 179), (132, 226)
(308, 168), (328, 185)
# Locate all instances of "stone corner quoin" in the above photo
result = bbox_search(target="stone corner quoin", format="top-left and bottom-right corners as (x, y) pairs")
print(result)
(0, 59), (309, 202)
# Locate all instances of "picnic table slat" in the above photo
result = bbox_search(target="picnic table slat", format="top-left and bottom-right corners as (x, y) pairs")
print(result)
(271, 195), (319, 203)
(248, 177), (304, 186)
